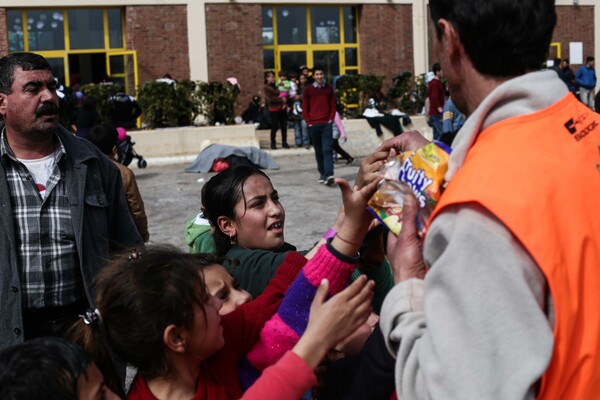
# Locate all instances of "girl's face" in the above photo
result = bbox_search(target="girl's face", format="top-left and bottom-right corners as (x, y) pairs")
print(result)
(232, 174), (285, 251)
(77, 362), (119, 400)
(266, 73), (275, 84)
(187, 293), (225, 360)
(203, 264), (252, 315)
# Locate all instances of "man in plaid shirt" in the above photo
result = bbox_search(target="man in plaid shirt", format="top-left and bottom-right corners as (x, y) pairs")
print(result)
(0, 53), (143, 349)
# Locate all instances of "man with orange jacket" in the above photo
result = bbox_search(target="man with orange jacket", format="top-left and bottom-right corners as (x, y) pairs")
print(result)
(374, 0), (600, 399)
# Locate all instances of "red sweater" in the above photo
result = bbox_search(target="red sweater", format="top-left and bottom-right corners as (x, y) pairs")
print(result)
(428, 78), (445, 116)
(127, 252), (308, 400)
(302, 83), (336, 125)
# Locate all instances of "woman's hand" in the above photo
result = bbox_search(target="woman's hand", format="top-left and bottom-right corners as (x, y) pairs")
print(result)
(292, 276), (374, 369)
(330, 177), (380, 257)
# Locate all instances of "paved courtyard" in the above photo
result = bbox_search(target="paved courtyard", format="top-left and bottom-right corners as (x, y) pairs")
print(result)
(135, 152), (361, 252)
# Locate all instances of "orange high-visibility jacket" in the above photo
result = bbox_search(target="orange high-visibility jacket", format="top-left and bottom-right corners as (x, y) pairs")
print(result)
(430, 93), (600, 399)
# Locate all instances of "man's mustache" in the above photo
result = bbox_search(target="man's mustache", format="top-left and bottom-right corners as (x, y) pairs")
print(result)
(36, 103), (59, 117)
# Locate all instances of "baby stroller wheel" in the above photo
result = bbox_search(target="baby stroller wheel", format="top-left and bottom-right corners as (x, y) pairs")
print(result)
(138, 159), (147, 169)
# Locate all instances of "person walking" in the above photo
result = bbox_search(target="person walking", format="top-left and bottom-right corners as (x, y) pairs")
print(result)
(575, 56), (596, 109)
(372, 0), (600, 398)
(427, 62), (445, 140)
(303, 66), (337, 185)
(0, 52), (143, 350)
(263, 71), (289, 149)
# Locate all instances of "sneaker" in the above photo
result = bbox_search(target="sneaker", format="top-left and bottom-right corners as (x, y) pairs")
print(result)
(304, 144), (311, 149)
(346, 157), (355, 165)
(270, 143), (277, 150)
(325, 176), (335, 186)
(317, 176), (325, 184)
(282, 143), (290, 149)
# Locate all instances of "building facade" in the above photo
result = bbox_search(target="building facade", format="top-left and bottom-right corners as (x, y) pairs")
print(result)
(1, 0), (598, 114)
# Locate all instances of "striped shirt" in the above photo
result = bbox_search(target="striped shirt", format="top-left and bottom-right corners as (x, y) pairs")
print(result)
(1, 130), (84, 308)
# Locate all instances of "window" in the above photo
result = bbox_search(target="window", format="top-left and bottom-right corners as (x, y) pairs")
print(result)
(277, 7), (307, 45)
(7, 10), (24, 51)
(262, 5), (359, 80)
(68, 9), (104, 49)
(107, 9), (123, 49)
(27, 10), (65, 51)
(6, 8), (131, 88)
(311, 7), (340, 44)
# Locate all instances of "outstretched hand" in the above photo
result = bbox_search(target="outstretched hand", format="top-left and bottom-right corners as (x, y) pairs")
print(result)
(377, 130), (430, 155)
(292, 276), (374, 369)
(336, 177), (380, 232)
(386, 194), (427, 283)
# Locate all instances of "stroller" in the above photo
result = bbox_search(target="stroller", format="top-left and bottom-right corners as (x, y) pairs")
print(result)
(117, 134), (147, 168)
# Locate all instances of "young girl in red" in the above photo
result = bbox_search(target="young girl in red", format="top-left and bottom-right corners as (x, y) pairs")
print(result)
(70, 176), (379, 399)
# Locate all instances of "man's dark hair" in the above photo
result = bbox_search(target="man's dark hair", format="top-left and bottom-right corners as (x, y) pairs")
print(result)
(0, 52), (52, 94)
(87, 124), (119, 155)
(0, 337), (90, 400)
(432, 63), (442, 74)
(562, 58), (570, 65)
(586, 56), (595, 64)
(313, 65), (325, 74)
(429, 0), (556, 77)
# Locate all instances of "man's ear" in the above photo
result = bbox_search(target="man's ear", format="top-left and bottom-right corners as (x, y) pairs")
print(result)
(217, 216), (236, 238)
(438, 19), (462, 60)
(0, 93), (7, 117)
(163, 324), (187, 353)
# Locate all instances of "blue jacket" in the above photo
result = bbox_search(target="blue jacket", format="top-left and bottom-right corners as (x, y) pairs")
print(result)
(0, 124), (143, 349)
(575, 65), (597, 89)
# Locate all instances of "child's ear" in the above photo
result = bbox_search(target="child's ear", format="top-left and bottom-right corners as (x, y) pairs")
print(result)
(217, 216), (236, 238)
(163, 325), (187, 353)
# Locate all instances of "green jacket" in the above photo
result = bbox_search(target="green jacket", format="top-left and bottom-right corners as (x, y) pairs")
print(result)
(185, 213), (216, 254)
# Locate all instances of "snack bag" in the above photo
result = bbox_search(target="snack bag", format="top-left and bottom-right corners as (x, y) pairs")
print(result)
(368, 141), (451, 236)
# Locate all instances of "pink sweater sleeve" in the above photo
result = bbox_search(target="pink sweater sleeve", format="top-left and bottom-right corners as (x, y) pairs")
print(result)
(241, 351), (316, 399)
(245, 245), (355, 371)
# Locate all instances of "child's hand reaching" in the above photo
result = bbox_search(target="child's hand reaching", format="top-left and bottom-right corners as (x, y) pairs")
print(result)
(291, 276), (374, 369)
(330, 177), (380, 258)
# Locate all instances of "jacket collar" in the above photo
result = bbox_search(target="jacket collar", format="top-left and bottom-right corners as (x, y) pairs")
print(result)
(0, 122), (100, 165)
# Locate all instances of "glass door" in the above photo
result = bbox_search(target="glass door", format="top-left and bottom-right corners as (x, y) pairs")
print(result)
(313, 50), (340, 85)
(280, 51), (307, 75)
(106, 50), (138, 96)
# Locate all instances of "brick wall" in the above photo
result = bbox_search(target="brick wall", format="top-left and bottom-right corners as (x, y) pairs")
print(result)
(205, 4), (263, 116)
(125, 5), (190, 84)
(359, 4), (414, 85)
(554, 5), (595, 68)
(0, 9), (7, 57)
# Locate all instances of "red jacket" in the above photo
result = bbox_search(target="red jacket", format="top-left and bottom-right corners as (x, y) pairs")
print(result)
(428, 78), (444, 116)
(302, 83), (336, 125)
(127, 252), (311, 400)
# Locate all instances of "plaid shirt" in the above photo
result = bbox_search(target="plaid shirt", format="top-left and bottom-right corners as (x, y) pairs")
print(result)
(1, 130), (84, 308)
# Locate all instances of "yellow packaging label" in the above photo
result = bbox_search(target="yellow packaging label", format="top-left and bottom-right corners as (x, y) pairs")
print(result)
(368, 142), (450, 235)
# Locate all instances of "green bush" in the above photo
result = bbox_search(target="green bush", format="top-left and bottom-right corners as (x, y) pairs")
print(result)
(336, 74), (384, 118)
(385, 73), (428, 115)
(195, 81), (239, 125)
(80, 83), (114, 124)
(137, 80), (199, 128)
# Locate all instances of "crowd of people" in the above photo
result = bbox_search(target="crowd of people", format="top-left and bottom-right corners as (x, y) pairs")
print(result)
(259, 64), (355, 186)
(0, 0), (599, 399)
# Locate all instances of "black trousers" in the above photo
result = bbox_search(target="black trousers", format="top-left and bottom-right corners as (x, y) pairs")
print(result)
(333, 138), (353, 161)
(269, 109), (288, 146)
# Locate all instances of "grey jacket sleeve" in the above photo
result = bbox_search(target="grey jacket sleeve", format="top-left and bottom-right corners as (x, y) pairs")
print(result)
(379, 204), (554, 400)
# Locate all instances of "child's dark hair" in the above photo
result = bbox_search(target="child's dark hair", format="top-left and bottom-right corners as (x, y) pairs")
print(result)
(68, 245), (209, 383)
(0, 337), (91, 400)
(202, 165), (270, 256)
(86, 124), (119, 155)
